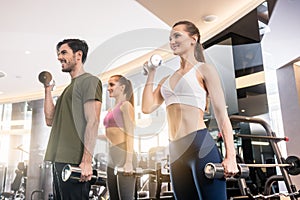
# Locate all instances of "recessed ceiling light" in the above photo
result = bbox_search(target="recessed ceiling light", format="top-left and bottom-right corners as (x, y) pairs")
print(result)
(0, 71), (6, 78)
(202, 15), (218, 23)
(25, 50), (31, 55)
(0, 91), (3, 95)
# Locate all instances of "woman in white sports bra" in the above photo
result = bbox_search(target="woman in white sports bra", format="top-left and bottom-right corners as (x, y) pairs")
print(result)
(142, 20), (238, 200)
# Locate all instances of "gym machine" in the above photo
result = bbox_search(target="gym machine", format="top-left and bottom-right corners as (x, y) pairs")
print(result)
(206, 115), (300, 199)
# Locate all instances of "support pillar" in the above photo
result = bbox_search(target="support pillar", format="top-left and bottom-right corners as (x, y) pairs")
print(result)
(277, 61), (300, 188)
(26, 99), (52, 200)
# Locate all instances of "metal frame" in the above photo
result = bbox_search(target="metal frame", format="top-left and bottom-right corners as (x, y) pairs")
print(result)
(230, 115), (298, 200)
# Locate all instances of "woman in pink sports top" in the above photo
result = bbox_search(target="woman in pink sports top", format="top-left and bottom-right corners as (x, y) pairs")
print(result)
(103, 75), (136, 200)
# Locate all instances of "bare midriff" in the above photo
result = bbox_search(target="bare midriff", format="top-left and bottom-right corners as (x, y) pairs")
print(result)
(166, 103), (207, 141)
(105, 127), (126, 146)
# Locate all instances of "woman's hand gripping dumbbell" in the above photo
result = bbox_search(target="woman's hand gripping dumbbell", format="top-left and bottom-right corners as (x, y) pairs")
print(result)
(204, 163), (250, 179)
(142, 54), (163, 75)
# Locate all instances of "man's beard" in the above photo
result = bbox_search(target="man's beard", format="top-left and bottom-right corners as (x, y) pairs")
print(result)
(62, 67), (72, 73)
(62, 57), (76, 72)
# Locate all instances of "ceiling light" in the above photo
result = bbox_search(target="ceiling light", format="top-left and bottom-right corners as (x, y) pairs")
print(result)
(0, 71), (6, 78)
(202, 15), (218, 23)
(25, 50), (31, 55)
(0, 91), (3, 95)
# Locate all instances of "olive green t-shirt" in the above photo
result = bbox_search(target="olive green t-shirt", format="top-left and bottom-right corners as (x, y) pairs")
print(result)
(44, 73), (102, 164)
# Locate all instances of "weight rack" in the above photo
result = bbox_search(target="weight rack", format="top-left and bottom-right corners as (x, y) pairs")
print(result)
(230, 115), (299, 200)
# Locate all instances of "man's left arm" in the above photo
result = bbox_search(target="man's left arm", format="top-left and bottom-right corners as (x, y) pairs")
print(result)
(79, 100), (101, 181)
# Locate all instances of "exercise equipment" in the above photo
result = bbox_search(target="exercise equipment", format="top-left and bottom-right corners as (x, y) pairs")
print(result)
(230, 115), (299, 200)
(61, 164), (106, 186)
(234, 133), (289, 142)
(248, 190), (300, 199)
(142, 54), (163, 75)
(38, 71), (53, 87)
(114, 167), (156, 176)
(204, 155), (300, 179)
(285, 155), (300, 175)
(204, 163), (249, 179)
(0, 162), (27, 200)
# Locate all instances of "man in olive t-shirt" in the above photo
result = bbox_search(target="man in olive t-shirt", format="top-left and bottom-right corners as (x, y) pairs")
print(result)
(44, 39), (102, 200)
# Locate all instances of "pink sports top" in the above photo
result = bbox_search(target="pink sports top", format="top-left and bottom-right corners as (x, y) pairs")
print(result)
(160, 63), (207, 111)
(103, 102), (124, 128)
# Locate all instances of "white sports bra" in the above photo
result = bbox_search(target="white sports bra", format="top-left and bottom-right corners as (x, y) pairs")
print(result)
(160, 63), (207, 111)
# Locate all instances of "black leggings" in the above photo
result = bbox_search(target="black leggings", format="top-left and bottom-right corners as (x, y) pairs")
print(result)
(169, 129), (226, 200)
(106, 143), (137, 200)
(52, 162), (91, 200)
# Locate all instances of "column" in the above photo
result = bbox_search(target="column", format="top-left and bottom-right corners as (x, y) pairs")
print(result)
(276, 61), (300, 188)
(25, 99), (52, 200)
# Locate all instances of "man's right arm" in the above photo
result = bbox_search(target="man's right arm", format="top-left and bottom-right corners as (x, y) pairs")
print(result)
(44, 86), (55, 126)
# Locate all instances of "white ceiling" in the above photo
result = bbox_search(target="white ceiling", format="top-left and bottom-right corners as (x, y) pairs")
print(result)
(0, 0), (264, 104)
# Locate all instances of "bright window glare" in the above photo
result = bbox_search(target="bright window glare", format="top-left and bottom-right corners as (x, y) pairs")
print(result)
(0, 134), (9, 164)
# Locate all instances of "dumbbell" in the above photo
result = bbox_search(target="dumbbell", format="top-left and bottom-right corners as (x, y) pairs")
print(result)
(204, 155), (300, 179)
(62, 164), (106, 185)
(38, 71), (54, 87)
(114, 167), (156, 176)
(204, 163), (250, 179)
(142, 54), (163, 75)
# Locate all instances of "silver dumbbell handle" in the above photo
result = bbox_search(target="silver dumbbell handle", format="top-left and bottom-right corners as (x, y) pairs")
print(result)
(204, 163), (250, 179)
(61, 164), (106, 185)
(114, 166), (156, 176)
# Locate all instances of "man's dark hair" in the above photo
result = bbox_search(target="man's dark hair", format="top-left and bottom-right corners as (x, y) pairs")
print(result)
(56, 39), (89, 63)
